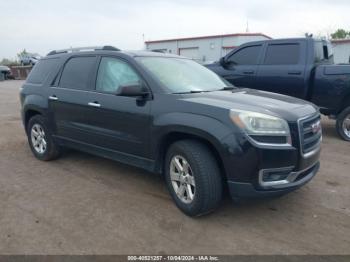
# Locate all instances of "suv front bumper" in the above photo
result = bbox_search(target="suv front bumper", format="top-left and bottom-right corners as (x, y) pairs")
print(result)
(219, 112), (321, 200)
(227, 161), (319, 199)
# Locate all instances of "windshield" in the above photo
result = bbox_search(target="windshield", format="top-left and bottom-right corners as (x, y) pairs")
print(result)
(136, 57), (232, 93)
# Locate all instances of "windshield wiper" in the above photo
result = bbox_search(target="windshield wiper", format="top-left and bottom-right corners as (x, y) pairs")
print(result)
(218, 86), (235, 91)
(173, 87), (235, 94)
(172, 90), (212, 94)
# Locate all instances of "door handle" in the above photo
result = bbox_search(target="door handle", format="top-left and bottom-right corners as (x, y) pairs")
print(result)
(49, 95), (58, 101)
(288, 70), (302, 75)
(243, 70), (254, 75)
(88, 102), (101, 108)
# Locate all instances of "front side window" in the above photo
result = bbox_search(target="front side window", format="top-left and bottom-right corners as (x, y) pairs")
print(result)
(264, 44), (300, 65)
(96, 57), (140, 93)
(60, 56), (96, 90)
(227, 45), (262, 65)
(136, 57), (232, 93)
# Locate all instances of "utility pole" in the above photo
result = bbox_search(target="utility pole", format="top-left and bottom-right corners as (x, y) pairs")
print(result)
(142, 34), (145, 50)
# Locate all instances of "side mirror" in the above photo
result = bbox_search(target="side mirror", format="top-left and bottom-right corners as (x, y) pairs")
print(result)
(219, 57), (226, 67)
(117, 83), (149, 97)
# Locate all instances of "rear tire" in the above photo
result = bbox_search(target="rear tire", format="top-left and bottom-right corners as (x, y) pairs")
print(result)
(165, 140), (223, 216)
(336, 106), (350, 141)
(27, 115), (61, 161)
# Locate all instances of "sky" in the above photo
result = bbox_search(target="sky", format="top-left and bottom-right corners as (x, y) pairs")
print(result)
(1, 0), (349, 60)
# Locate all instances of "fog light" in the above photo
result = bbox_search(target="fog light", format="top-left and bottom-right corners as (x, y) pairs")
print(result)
(262, 170), (290, 182)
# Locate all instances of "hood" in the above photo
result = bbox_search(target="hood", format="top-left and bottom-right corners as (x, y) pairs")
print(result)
(181, 88), (318, 122)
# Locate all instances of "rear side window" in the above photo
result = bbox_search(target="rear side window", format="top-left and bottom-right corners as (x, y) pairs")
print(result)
(59, 56), (96, 90)
(26, 58), (59, 84)
(227, 45), (262, 65)
(264, 44), (300, 65)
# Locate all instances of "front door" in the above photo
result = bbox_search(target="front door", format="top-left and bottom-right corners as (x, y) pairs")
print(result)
(222, 44), (262, 88)
(84, 56), (152, 158)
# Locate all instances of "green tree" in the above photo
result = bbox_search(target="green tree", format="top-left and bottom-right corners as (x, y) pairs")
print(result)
(0, 58), (19, 66)
(331, 29), (350, 39)
(17, 48), (29, 59)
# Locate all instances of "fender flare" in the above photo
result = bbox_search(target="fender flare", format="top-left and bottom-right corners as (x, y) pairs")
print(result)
(151, 112), (236, 173)
(22, 94), (48, 126)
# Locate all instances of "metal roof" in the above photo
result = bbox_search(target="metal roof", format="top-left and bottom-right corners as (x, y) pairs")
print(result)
(331, 39), (350, 44)
(145, 33), (272, 44)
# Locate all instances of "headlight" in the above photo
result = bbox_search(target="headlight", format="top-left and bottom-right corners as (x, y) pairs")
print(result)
(230, 110), (291, 144)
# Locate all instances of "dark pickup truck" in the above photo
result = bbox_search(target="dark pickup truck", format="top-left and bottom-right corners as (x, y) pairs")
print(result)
(206, 38), (350, 141)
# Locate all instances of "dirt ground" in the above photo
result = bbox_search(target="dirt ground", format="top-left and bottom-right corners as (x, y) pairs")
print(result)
(0, 80), (349, 255)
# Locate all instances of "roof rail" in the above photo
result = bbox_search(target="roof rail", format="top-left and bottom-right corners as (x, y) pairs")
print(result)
(47, 46), (120, 56)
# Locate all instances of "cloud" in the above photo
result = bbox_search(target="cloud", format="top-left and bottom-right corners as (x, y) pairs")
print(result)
(0, 0), (349, 60)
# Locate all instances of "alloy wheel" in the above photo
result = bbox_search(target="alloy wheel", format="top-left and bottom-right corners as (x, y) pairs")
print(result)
(170, 155), (196, 204)
(31, 123), (47, 154)
(342, 114), (350, 139)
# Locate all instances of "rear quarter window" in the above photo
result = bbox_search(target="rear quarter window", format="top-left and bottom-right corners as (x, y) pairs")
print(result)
(26, 58), (60, 84)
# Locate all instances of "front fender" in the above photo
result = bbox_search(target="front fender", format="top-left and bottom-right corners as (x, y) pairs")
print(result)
(151, 112), (241, 171)
(154, 112), (233, 140)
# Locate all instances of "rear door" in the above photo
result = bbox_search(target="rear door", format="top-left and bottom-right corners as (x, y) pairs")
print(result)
(48, 55), (97, 143)
(222, 44), (262, 88)
(255, 41), (307, 98)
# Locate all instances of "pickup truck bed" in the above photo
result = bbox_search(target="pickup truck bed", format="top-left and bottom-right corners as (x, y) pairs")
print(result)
(313, 64), (350, 115)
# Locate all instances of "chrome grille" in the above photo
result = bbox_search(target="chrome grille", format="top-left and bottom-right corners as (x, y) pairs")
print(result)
(298, 114), (322, 155)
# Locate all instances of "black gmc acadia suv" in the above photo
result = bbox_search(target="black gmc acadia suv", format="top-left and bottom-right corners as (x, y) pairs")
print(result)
(20, 46), (322, 216)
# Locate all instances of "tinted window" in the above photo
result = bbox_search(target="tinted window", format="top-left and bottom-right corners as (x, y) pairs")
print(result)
(264, 44), (300, 65)
(96, 57), (140, 93)
(227, 45), (261, 65)
(27, 58), (59, 84)
(60, 56), (96, 90)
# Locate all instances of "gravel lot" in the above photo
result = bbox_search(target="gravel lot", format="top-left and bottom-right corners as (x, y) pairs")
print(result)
(0, 80), (349, 255)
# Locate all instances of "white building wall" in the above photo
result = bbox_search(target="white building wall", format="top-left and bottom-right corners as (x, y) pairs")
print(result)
(332, 42), (350, 64)
(145, 34), (271, 64)
(146, 41), (178, 54)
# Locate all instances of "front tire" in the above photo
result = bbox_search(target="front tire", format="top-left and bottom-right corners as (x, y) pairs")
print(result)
(336, 106), (350, 141)
(27, 115), (61, 161)
(165, 140), (223, 216)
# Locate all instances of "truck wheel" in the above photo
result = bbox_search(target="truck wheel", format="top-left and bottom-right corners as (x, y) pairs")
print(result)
(336, 106), (350, 141)
(165, 140), (223, 216)
(27, 115), (61, 161)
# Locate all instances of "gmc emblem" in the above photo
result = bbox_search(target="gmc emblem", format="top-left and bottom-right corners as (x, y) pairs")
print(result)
(311, 121), (321, 134)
